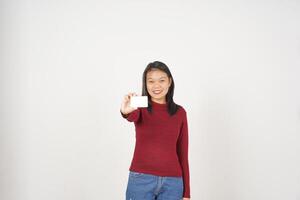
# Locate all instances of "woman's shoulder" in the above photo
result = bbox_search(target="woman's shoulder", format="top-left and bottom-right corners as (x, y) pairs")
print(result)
(176, 103), (187, 115)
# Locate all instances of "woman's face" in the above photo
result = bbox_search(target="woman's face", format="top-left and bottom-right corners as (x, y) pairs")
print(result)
(146, 69), (172, 103)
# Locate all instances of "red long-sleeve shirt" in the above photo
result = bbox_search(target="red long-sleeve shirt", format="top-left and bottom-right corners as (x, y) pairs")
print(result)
(121, 100), (190, 198)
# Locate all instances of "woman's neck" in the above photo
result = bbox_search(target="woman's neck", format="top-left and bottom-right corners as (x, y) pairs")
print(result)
(151, 98), (166, 104)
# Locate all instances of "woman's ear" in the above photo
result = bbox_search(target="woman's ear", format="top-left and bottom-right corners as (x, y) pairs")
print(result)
(169, 77), (172, 87)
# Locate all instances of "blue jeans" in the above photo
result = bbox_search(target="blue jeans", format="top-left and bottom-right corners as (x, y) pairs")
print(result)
(126, 171), (183, 200)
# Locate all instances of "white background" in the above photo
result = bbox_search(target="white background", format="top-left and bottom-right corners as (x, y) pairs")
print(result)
(1, 0), (300, 199)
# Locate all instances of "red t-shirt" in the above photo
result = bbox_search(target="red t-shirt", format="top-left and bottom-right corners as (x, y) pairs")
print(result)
(121, 100), (190, 198)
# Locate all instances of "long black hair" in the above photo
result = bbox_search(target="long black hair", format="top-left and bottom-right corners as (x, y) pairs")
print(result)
(142, 61), (180, 116)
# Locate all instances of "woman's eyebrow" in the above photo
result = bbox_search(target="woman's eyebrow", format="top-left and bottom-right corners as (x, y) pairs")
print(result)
(147, 77), (167, 80)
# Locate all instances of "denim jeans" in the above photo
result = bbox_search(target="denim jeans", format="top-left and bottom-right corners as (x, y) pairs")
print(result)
(126, 171), (183, 200)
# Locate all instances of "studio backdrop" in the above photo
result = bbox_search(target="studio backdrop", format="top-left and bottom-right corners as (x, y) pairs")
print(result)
(1, 1), (299, 200)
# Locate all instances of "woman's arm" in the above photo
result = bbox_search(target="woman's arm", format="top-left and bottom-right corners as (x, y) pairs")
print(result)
(177, 109), (191, 199)
(120, 108), (141, 123)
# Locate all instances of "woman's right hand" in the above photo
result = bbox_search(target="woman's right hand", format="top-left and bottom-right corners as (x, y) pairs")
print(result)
(120, 92), (138, 115)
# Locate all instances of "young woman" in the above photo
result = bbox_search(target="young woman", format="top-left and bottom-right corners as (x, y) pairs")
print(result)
(120, 61), (191, 200)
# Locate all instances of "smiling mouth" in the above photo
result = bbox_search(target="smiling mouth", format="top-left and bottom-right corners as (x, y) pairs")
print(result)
(153, 90), (161, 94)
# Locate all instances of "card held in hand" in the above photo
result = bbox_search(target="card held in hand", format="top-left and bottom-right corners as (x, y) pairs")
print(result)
(130, 96), (148, 108)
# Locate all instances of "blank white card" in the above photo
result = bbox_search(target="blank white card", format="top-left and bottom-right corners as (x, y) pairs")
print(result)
(130, 96), (148, 108)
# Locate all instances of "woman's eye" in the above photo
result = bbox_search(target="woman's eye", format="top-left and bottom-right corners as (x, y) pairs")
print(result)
(160, 80), (165, 82)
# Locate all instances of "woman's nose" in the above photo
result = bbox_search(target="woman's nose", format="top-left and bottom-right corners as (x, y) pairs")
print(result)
(153, 83), (161, 88)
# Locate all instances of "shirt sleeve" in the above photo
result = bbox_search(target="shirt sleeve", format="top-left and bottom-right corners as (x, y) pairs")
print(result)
(177, 109), (191, 198)
(120, 108), (141, 123)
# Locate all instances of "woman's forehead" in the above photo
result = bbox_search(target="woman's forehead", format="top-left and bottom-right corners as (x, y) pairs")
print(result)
(146, 69), (168, 79)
